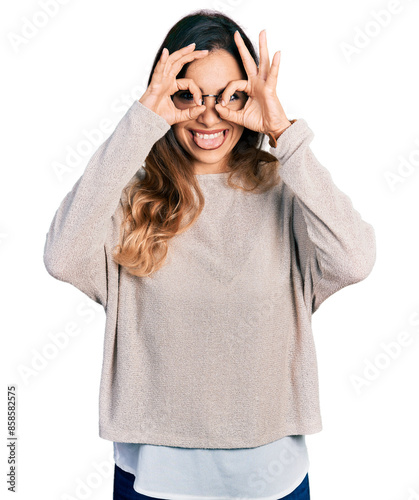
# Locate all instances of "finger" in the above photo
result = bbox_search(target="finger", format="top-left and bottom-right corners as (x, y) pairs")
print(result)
(189, 105), (206, 119)
(167, 42), (197, 64)
(219, 80), (248, 107)
(166, 50), (209, 77)
(214, 104), (244, 126)
(234, 30), (258, 78)
(179, 105), (206, 122)
(187, 79), (203, 107)
(167, 43), (207, 67)
(161, 47), (169, 64)
(157, 44), (202, 77)
(176, 78), (203, 107)
(153, 47), (170, 78)
(258, 30), (270, 81)
(266, 51), (281, 90)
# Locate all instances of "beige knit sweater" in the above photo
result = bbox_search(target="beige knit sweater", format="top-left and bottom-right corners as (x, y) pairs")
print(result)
(43, 100), (376, 449)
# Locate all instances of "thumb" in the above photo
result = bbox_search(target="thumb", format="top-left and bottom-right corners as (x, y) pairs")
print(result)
(187, 105), (207, 120)
(215, 103), (238, 123)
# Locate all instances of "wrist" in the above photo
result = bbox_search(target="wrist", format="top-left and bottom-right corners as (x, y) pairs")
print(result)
(267, 119), (297, 148)
(271, 120), (292, 138)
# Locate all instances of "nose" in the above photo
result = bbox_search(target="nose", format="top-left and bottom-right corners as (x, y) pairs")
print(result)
(196, 96), (223, 127)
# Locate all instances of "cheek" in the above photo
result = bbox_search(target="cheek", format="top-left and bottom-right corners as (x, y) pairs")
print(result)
(181, 128), (191, 141)
(172, 127), (186, 144)
(231, 126), (244, 141)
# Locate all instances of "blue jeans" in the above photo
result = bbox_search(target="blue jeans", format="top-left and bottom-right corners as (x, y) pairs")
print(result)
(113, 463), (310, 499)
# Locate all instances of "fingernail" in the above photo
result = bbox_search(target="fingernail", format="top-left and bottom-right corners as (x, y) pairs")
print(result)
(188, 42), (196, 47)
(221, 100), (226, 107)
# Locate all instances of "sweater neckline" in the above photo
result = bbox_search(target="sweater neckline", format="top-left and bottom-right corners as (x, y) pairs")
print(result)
(194, 172), (230, 178)
(194, 171), (231, 179)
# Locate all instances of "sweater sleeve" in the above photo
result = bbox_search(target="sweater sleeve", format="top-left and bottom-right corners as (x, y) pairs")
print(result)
(269, 119), (376, 313)
(43, 100), (171, 308)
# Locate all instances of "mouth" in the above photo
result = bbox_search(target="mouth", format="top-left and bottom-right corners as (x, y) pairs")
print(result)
(188, 129), (229, 150)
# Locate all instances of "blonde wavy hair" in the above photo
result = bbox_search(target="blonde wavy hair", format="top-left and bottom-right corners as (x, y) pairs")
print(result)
(112, 9), (281, 277)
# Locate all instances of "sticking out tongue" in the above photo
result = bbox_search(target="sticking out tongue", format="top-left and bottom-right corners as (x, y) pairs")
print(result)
(193, 131), (226, 150)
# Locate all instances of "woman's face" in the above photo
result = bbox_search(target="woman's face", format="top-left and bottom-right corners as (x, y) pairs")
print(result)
(172, 49), (246, 175)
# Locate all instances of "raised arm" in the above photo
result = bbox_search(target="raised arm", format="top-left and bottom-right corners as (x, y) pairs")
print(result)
(43, 100), (171, 307)
(43, 42), (216, 307)
(270, 119), (376, 313)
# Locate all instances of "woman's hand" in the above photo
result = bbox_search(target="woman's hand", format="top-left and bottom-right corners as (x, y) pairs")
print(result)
(215, 30), (291, 138)
(139, 43), (209, 126)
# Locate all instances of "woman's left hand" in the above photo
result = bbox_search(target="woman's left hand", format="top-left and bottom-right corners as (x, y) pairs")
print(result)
(215, 30), (291, 138)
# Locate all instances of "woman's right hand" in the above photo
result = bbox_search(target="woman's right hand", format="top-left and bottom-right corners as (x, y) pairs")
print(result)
(139, 43), (209, 126)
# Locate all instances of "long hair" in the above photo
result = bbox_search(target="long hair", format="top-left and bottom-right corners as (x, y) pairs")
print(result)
(112, 9), (281, 277)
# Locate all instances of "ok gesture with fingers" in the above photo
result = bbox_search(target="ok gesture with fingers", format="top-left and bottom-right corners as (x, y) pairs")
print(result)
(139, 43), (209, 126)
(215, 30), (293, 140)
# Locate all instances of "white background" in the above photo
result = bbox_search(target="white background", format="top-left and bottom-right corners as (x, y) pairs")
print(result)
(2, 0), (419, 499)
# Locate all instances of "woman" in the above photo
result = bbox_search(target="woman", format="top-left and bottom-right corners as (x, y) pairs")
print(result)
(43, 9), (376, 500)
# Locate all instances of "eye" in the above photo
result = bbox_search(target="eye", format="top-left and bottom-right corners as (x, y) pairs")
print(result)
(177, 91), (194, 101)
(223, 92), (247, 102)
